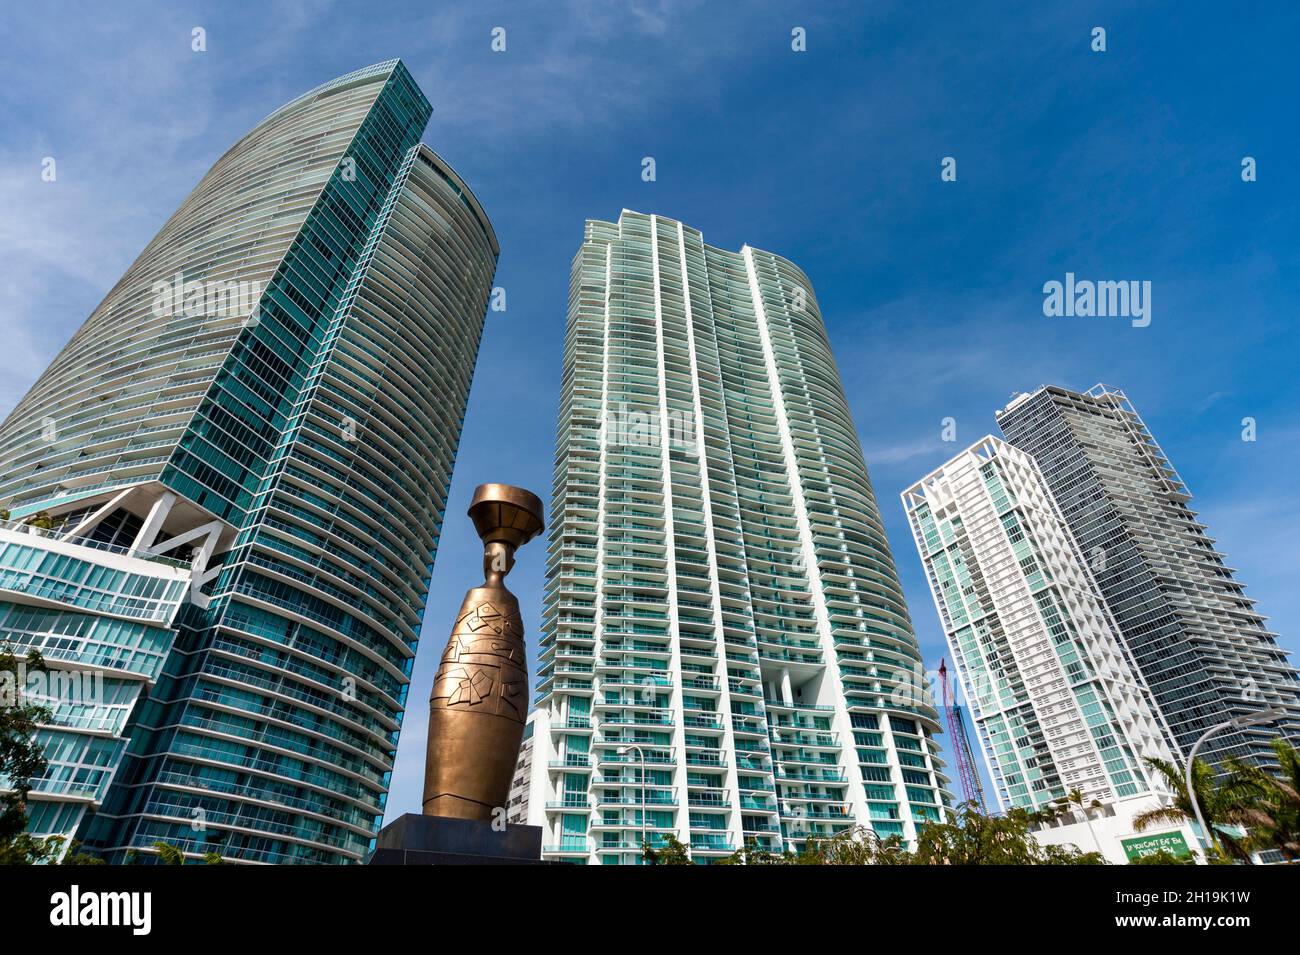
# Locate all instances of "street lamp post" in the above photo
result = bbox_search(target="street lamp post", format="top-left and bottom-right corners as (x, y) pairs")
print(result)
(617, 744), (647, 863)
(1183, 705), (1288, 861)
(1079, 804), (1101, 855)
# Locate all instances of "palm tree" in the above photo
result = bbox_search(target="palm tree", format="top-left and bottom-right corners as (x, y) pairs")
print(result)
(152, 841), (187, 865)
(1053, 788), (1104, 854)
(1133, 756), (1258, 863)
(1227, 739), (1300, 861)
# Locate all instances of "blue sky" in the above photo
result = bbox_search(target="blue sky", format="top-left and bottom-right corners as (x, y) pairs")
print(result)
(1, 1), (1296, 820)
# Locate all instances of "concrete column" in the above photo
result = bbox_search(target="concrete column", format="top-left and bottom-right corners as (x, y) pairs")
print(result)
(130, 492), (176, 554)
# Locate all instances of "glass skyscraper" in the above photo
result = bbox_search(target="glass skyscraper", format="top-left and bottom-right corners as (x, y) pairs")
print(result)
(0, 60), (499, 863)
(997, 384), (1300, 770)
(524, 210), (949, 864)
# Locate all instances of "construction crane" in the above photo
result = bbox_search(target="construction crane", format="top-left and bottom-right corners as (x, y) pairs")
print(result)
(939, 659), (986, 812)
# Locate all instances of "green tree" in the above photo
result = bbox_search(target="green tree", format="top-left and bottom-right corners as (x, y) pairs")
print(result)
(913, 803), (1105, 865)
(794, 827), (910, 865)
(1132, 756), (1258, 863)
(715, 841), (788, 865)
(53, 838), (106, 865)
(0, 645), (54, 865)
(714, 810), (1105, 866)
(153, 840), (187, 865)
(716, 829), (903, 865)
(1129, 848), (1195, 866)
(24, 511), (56, 531)
(641, 835), (692, 865)
(1228, 738), (1300, 861)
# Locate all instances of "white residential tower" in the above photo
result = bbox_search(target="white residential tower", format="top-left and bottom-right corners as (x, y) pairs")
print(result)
(523, 210), (951, 864)
(902, 436), (1196, 862)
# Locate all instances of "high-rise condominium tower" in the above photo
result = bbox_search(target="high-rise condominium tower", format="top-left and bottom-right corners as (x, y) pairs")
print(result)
(902, 437), (1178, 829)
(0, 61), (498, 863)
(997, 385), (1300, 769)
(525, 210), (949, 864)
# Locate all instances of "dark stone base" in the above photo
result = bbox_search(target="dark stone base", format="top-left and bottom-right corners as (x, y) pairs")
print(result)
(367, 812), (546, 865)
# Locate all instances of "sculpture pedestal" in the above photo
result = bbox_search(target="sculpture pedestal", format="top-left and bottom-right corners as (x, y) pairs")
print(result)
(368, 813), (546, 865)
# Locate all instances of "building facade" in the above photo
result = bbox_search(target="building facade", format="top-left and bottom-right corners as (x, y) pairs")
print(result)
(0, 61), (499, 863)
(0, 525), (191, 844)
(997, 385), (1300, 769)
(524, 210), (949, 864)
(505, 712), (536, 826)
(901, 437), (1182, 858)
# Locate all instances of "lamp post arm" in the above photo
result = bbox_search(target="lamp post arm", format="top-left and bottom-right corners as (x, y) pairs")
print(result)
(1184, 706), (1287, 861)
(1185, 722), (1223, 859)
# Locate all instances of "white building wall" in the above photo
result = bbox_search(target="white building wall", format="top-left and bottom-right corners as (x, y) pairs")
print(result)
(1031, 793), (1202, 865)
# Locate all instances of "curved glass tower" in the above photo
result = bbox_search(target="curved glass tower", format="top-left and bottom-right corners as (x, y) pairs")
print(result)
(525, 210), (948, 863)
(0, 61), (499, 863)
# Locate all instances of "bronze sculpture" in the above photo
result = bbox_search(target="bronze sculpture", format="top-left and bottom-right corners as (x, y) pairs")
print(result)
(422, 483), (544, 821)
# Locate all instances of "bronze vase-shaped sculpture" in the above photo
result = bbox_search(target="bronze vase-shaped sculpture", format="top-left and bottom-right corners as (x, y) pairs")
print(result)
(422, 483), (544, 821)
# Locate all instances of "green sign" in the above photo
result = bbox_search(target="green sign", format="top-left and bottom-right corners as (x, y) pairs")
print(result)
(1120, 830), (1192, 861)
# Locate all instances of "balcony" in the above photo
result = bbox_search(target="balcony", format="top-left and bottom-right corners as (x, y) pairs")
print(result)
(689, 838), (735, 854)
(543, 843), (591, 856)
(548, 757), (593, 771)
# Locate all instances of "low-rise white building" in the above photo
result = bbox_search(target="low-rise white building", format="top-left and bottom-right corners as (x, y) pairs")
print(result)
(1031, 792), (1200, 864)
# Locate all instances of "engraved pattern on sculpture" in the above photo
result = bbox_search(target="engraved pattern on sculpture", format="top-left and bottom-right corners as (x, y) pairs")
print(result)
(432, 600), (526, 718)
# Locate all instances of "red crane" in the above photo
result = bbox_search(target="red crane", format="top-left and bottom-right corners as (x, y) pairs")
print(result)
(939, 659), (986, 812)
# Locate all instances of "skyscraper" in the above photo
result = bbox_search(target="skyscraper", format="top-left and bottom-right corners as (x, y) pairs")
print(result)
(525, 210), (949, 864)
(0, 61), (499, 863)
(901, 436), (1187, 860)
(997, 385), (1300, 769)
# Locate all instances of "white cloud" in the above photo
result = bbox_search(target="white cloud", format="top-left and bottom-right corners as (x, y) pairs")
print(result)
(863, 436), (944, 466)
